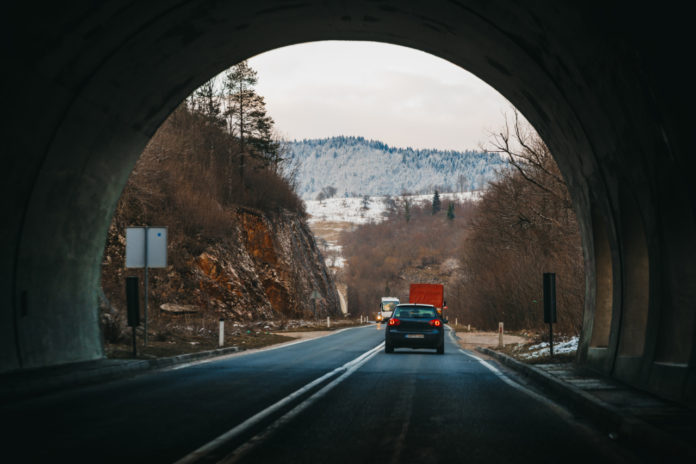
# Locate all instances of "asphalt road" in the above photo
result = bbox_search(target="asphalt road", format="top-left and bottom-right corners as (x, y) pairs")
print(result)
(2, 325), (639, 463)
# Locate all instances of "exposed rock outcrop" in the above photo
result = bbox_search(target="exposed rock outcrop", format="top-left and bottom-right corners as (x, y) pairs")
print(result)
(101, 208), (341, 322)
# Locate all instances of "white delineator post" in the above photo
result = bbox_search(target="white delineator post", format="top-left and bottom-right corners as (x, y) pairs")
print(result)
(327, 316), (331, 328)
(498, 322), (504, 348)
(219, 319), (225, 347)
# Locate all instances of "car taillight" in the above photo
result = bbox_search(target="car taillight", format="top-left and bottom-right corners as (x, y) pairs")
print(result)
(429, 319), (442, 327)
(388, 318), (400, 326)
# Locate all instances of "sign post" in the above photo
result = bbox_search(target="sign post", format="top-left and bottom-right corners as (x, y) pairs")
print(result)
(310, 290), (321, 318)
(126, 276), (140, 357)
(543, 273), (557, 357)
(126, 227), (167, 346)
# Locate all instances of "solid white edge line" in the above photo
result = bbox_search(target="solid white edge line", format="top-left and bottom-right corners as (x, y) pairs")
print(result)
(458, 348), (572, 418)
(451, 327), (571, 416)
(173, 342), (384, 464)
(170, 325), (372, 371)
(220, 342), (385, 464)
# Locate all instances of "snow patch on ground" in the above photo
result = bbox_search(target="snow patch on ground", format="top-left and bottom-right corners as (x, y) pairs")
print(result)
(305, 191), (481, 225)
(516, 336), (579, 359)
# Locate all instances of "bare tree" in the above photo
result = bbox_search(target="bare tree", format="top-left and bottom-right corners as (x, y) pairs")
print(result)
(487, 109), (572, 210)
(457, 174), (468, 193)
(454, 109), (585, 334)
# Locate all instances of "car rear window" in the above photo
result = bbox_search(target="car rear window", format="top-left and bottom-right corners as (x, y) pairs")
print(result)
(393, 306), (436, 319)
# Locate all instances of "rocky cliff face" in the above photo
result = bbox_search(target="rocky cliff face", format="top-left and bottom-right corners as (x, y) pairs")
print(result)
(192, 208), (341, 319)
(101, 208), (341, 322)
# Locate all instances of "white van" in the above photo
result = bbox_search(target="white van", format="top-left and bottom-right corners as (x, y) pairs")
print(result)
(377, 297), (400, 322)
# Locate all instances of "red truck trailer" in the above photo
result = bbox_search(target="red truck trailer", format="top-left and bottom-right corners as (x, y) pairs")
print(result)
(409, 283), (446, 319)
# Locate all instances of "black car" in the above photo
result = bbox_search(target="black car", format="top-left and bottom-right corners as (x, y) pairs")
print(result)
(385, 304), (445, 354)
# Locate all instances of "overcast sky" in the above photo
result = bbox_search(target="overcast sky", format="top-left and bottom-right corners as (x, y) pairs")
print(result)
(246, 41), (512, 152)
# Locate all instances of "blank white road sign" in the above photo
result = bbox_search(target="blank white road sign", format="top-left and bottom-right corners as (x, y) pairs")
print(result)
(125, 227), (168, 268)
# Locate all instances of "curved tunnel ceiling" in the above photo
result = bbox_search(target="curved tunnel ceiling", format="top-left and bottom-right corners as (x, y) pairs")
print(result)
(1, 1), (694, 406)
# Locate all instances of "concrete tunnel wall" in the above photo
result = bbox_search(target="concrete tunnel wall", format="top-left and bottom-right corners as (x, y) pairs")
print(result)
(1, 1), (694, 406)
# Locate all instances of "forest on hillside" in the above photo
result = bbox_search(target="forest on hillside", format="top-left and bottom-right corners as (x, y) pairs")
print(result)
(341, 113), (585, 335)
(101, 61), (307, 345)
(287, 136), (507, 199)
(341, 196), (477, 316)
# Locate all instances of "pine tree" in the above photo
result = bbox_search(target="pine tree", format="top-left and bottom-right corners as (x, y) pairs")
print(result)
(193, 77), (222, 126)
(190, 77), (223, 170)
(403, 198), (411, 223)
(432, 190), (441, 214)
(447, 202), (455, 220)
(223, 61), (281, 186)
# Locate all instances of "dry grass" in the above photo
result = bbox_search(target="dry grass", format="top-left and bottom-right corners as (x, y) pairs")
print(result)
(105, 317), (369, 359)
(449, 323), (476, 332)
(274, 319), (368, 332)
(106, 331), (294, 359)
(308, 221), (354, 243)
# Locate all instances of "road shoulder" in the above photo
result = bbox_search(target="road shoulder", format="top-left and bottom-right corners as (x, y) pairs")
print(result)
(1, 325), (370, 403)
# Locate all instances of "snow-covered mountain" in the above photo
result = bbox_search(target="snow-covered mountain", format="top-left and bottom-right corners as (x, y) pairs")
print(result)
(286, 136), (506, 200)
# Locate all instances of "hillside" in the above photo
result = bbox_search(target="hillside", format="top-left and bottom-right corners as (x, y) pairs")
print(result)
(339, 199), (477, 319)
(100, 104), (341, 347)
(335, 121), (584, 334)
(287, 136), (506, 199)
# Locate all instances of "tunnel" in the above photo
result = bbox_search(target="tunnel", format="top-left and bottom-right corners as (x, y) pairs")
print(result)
(1, 1), (694, 407)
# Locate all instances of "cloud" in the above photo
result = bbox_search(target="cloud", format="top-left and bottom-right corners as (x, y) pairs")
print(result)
(247, 41), (512, 151)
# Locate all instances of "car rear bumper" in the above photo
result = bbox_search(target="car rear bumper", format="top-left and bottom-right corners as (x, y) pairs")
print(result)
(386, 330), (443, 348)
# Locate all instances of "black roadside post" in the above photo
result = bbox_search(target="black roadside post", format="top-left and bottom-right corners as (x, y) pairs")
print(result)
(126, 276), (141, 357)
(543, 273), (557, 357)
(310, 290), (320, 319)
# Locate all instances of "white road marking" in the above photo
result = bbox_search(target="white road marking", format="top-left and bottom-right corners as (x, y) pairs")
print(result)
(458, 349), (572, 418)
(457, 348), (638, 460)
(169, 325), (370, 371)
(446, 325), (457, 343)
(220, 342), (384, 463)
(173, 341), (384, 464)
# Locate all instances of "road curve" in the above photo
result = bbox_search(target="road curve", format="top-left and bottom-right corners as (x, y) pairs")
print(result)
(2, 325), (638, 463)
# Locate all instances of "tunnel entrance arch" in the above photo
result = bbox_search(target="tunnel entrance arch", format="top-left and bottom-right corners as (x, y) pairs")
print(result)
(2, 1), (694, 407)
